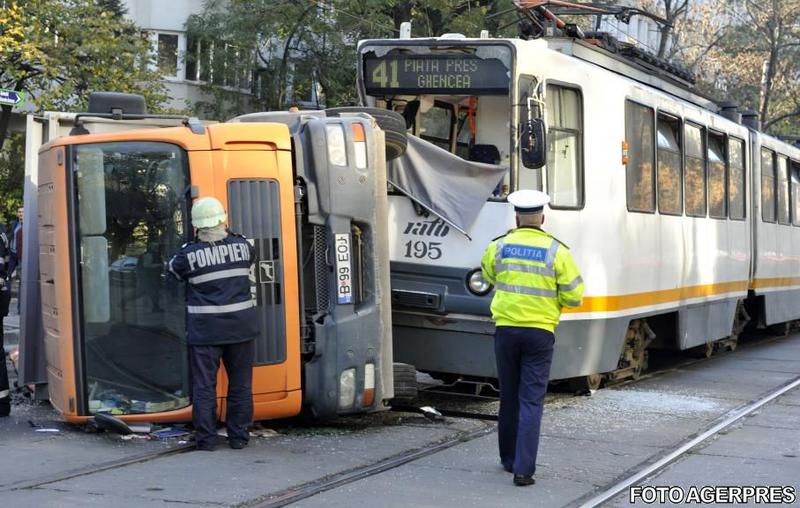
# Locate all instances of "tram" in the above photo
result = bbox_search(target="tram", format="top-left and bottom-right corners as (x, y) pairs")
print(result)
(27, 95), (394, 423)
(357, 5), (800, 389)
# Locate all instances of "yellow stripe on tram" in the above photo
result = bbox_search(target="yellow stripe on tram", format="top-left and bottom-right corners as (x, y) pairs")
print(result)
(750, 277), (800, 290)
(563, 280), (751, 314)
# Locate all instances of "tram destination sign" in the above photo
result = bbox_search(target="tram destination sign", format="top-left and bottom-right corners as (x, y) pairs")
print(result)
(363, 53), (509, 95)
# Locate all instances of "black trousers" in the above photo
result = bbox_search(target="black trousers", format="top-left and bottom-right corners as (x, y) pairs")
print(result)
(1, 318), (10, 417)
(189, 340), (254, 447)
(495, 325), (555, 476)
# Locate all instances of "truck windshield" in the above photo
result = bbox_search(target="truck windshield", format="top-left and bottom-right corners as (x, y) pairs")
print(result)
(73, 141), (190, 415)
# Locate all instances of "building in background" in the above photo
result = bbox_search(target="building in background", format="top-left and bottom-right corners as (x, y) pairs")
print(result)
(123, 0), (322, 115)
(122, 0), (257, 114)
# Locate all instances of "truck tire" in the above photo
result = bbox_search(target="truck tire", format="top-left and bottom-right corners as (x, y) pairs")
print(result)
(392, 362), (418, 403)
(325, 107), (408, 161)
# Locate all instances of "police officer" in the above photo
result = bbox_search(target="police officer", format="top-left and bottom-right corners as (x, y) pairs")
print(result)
(168, 197), (258, 451)
(481, 189), (584, 486)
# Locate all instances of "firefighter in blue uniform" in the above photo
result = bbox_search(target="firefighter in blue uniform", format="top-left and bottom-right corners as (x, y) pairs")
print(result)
(481, 190), (584, 486)
(169, 197), (258, 451)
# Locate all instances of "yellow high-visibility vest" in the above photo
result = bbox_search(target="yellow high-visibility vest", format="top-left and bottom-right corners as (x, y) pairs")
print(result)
(481, 226), (584, 332)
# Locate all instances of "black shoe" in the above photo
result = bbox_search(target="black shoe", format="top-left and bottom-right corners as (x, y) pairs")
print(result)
(513, 474), (535, 487)
(195, 443), (216, 452)
(502, 464), (513, 473)
(228, 439), (248, 450)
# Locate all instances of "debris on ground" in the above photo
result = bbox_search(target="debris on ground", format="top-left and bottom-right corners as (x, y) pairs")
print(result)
(151, 427), (191, 440)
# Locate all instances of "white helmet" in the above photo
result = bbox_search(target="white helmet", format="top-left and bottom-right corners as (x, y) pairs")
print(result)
(191, 197), (227, 229)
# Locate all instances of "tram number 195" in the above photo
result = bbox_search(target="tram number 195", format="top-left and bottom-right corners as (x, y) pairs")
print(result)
(403, 240), (442, 260)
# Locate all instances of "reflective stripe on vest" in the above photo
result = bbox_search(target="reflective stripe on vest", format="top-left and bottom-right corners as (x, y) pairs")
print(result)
(189, 267), (250, 285)
(187, 299), (255, 314)
(0, 389), (9, 398)
(544, 239), (560, 267)
(494, 282), (557, 298)
(495, 262), (555, 277)
(558, 275), (583, 292)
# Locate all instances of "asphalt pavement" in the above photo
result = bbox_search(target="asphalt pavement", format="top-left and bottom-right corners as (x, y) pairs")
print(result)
(2, 314), (799, 507)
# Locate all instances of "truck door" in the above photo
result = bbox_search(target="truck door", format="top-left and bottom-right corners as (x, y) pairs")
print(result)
(203, 124), (301, 418)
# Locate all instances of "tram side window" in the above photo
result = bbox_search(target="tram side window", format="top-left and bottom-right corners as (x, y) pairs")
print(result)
(546, 84), (584, 208)
(761, 148), (776, 223)
(656, 114), (682, 215)
(777, 155), (790, 225)
(625, 101), (655, 212)
(792, 160), (800, 226)
(707, 132), (727, 219)
(684, 123), (707, 217)
(728, 138), (746, 220)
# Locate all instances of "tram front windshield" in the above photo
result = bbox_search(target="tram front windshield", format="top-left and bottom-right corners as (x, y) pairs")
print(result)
(360, 46), (512, 164)
(73, 141), (190, 415)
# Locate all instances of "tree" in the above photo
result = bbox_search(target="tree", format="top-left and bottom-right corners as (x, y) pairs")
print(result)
(727, 0), (800, 134)
(631, 0), (800, 135)
(0, 0), (171, 151)
(0, 131), (24, 225)
(186, 0), (519, 116)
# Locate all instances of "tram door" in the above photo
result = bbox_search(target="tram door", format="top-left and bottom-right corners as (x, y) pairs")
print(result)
(199, 135), (302, 420)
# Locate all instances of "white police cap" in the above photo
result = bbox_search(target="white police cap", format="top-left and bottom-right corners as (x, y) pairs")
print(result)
(507, 189), (550, 213)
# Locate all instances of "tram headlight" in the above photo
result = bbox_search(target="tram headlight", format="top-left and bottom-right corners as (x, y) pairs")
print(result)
(338, 368), (356, 410)
(467, 269), (492, 296)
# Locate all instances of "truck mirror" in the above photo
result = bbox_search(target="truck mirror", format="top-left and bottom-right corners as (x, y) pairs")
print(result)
(521, 118), (546, 169)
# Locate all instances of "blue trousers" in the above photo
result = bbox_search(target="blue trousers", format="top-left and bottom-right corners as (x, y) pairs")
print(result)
(189, 340), (254, 447)
(495, 326), (554, 476)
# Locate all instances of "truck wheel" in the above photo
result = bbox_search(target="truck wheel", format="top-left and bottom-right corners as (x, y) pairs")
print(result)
(392, 362), (418, 403)
(325, 107), (408, 161)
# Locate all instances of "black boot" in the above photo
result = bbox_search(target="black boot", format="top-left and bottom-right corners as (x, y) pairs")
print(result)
(513, 474), (535, 486)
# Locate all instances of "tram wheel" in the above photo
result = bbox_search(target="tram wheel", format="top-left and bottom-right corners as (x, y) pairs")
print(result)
(769, 322), (791, 337)
(325, 107), (408, 161)
(565, 373), (603, 393)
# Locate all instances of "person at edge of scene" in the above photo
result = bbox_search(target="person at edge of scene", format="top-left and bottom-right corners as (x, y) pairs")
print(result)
(480, 189), (584, 487)
(168, 197), (258, 451)
(8, 206), (22, 279)
(8, 207), (22, 314)
(1, 227), (12, 417)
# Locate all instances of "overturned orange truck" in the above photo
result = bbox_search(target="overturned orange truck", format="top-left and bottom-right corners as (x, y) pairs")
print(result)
(24, 93), (399, 423)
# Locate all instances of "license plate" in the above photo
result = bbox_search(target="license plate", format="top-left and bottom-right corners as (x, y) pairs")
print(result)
(334, 233), (353, 304)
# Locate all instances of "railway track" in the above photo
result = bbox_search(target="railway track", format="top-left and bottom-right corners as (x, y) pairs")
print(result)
(243, 423), (496, 508)
(4, 330), (794, 507)
(570, 374), (800, 507)
(2, 442), (196, 493)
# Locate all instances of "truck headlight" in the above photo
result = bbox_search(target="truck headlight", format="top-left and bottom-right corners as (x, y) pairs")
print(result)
(338, 368), (356, 410)
(326, 124), (347, 166)
(467, 269), (492, 296)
